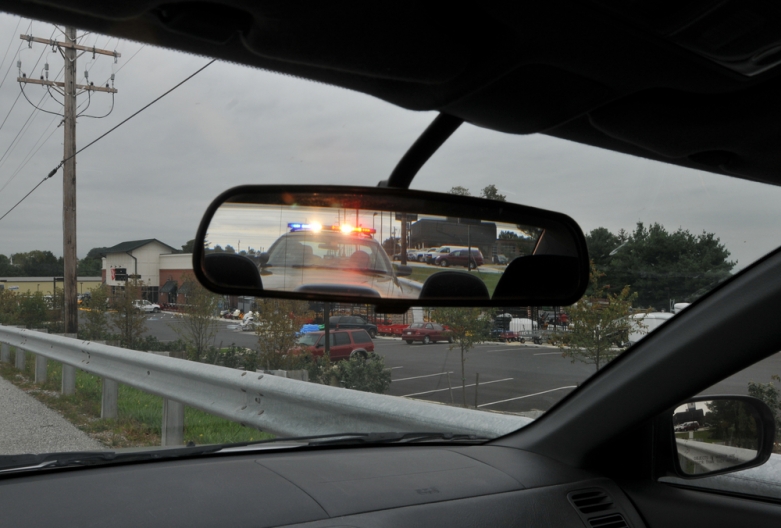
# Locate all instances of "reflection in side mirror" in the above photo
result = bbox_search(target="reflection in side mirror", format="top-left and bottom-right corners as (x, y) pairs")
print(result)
(671, 396), (776, 477)
(192, 185), (589, 308)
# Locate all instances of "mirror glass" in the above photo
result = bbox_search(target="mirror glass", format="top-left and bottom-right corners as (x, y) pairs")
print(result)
(196, 187), (588, 305)
(673, 399), (761, 475)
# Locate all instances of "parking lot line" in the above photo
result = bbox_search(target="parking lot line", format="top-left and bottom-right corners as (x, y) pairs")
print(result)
(393, 371), (453, 382)
(384, 366), (404, 371)
(477, 385), (577, 408)
(402, 377), (513, 398)
(533, 352), (561, 356)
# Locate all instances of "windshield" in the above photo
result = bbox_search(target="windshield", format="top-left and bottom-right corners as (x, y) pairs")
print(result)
(265, 232), (392, 274)
(297, 333), (321, 346)
(1, 15), (780, 463)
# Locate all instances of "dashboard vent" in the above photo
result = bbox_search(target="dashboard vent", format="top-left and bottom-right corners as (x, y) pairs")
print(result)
(568, 488), (631, 528)
(589, 513), (628, 528)
(569, 489), (614, 514)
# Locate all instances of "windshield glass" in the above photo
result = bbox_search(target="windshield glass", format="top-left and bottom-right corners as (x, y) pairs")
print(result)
(297, 334), (321, 346)
(1, 15), (780, 462)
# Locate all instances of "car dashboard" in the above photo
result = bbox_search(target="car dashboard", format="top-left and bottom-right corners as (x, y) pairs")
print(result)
(0, 445), (644, 527)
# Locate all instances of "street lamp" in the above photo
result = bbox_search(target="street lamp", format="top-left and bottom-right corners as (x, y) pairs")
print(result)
(372, 212), (378, 236)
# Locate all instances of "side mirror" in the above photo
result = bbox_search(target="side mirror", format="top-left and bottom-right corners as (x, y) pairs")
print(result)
(670, 396), (776, 477)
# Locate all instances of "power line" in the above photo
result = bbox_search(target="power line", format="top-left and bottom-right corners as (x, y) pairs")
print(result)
(0, 174), (49, 222)
(0, 17), (23, 84)
(59, 58), (215, 169)
(0, 115), (60, 194)
(0, 58), (216, 223)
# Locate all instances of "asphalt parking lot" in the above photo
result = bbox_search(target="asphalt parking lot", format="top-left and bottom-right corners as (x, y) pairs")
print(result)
(135, 315), (781, 417)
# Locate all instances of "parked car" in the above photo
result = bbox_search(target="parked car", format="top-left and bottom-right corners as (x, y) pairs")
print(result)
(293, 329), (374, 360)
(132, 300), (161, 313)
(434, 248), (484, 269)
(328, 315), (378, 338)
(403, 322), (453, 344)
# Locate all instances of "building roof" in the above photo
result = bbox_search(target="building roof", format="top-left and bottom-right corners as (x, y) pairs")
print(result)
(102, 239), (177, 255)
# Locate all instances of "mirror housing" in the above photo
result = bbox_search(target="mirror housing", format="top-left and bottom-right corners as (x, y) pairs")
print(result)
(667, 395), (776, 478)
(192, 185), (590, 308)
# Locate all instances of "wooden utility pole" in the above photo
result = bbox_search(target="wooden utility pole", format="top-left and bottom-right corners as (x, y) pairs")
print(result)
(62, 25), (77, 334)
(18, 28), (119, 335)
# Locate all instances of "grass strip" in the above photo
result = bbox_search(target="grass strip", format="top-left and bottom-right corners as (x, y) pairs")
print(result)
(0, 347), (273, 449)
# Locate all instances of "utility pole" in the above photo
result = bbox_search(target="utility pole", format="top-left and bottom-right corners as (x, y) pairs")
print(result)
(62, 25), (77, 335)
(17, 28), (119, 335)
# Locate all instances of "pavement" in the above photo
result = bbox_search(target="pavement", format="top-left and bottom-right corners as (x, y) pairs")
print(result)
(0, 375), (104, 456)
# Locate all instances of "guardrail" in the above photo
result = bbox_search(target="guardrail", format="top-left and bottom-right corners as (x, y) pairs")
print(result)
(675, 438), (759, 474)
(0, 326), (529, 446)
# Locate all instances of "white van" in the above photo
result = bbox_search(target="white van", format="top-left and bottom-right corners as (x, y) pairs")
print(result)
(626, 312), (675, 346)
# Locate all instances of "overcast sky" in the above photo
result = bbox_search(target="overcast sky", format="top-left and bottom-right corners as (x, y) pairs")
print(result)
(0, 14), (780, 272)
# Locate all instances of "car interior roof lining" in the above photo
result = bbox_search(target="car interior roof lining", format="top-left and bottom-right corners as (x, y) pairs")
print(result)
(5, 1), (781, 187)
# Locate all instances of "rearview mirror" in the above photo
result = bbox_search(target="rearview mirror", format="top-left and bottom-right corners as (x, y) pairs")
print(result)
(671, 396), (776, 477)
(193, 185), (589, 308)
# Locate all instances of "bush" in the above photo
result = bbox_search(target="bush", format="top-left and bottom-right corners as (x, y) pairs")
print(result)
(326, 353), (391, 394)
(202, 344), (259, 372)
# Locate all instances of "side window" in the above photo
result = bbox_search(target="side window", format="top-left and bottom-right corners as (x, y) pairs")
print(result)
(659, 355), (781, 500)
(433, 324), (443, 331)
(352, 330), (371, 344)
(334, 332), (351, 346)
(425, 323), (434, 329)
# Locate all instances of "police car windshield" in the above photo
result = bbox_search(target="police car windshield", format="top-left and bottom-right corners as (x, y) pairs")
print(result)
(266, 233), (392, 274)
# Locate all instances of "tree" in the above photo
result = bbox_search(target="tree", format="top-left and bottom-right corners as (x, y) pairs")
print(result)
(480, 184), (506, 201)
(448, 186), (471, 196)
(181, 239), (196, 253)
(586, 223), (735, 310)
(431, 307), (492, 407)
(12, 250), (64, 276)
(560, 262), (641, 371)
(80, 284), (110, 341)
(110, 280), (148, 349)
(255, 298), (313, 369)
(0, 288), (20, 325)
(18, 292), (48, 329)
(748, 375), (781, 434)
(224, 245), (236, 254)
(169, 274), (221, 361)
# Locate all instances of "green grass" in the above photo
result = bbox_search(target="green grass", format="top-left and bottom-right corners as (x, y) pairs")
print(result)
(1, 346), (273, 448)
(675, 429), (714, 442)
(407, 265), (501, 297)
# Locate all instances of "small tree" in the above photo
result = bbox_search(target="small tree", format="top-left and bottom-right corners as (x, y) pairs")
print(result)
(18, 292), (48, 328)
(748, 375), (781, 434)
(329, 353), (391, 393)
(169, 274), (221, 361)
(256, 298), (313, 369)
(110, 279), (148, 349)
(560, 262), (641, 370)
(431, 307), (492, 407)
(0, 289), (20, 325)
(80, 284), (110, 340)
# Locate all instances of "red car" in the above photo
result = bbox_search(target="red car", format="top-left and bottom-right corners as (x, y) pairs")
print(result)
(434, 248), (484, 269)
(403, 322), (453, 345)
(293, 329), (374, 360)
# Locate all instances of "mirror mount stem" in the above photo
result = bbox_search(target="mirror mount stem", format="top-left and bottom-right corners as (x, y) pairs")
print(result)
(378, 113), (464, 189)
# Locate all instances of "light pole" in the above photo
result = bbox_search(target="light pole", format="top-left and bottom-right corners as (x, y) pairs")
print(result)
(372, 212), (378, 237)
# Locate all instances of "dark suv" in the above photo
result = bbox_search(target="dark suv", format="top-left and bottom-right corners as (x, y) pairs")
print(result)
(294, 329), (375, 360)
(329, 315), (378, 338)
(434, 249), (484, 269)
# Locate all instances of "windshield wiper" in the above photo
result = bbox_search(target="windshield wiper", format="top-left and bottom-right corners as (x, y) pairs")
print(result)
(305, 432), (489, 446)
(0, 433), (488, 474)
(0, 444), (224, 474)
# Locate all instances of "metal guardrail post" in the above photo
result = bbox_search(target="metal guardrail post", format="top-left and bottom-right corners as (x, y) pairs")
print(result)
(101, 379), (118, 419)
(55, 333), (78, 395)
(1, 342), (9, 363)
(15, 346), (25, 371)
(35, 355), (47, 383)
(162, 399), (185, 446)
